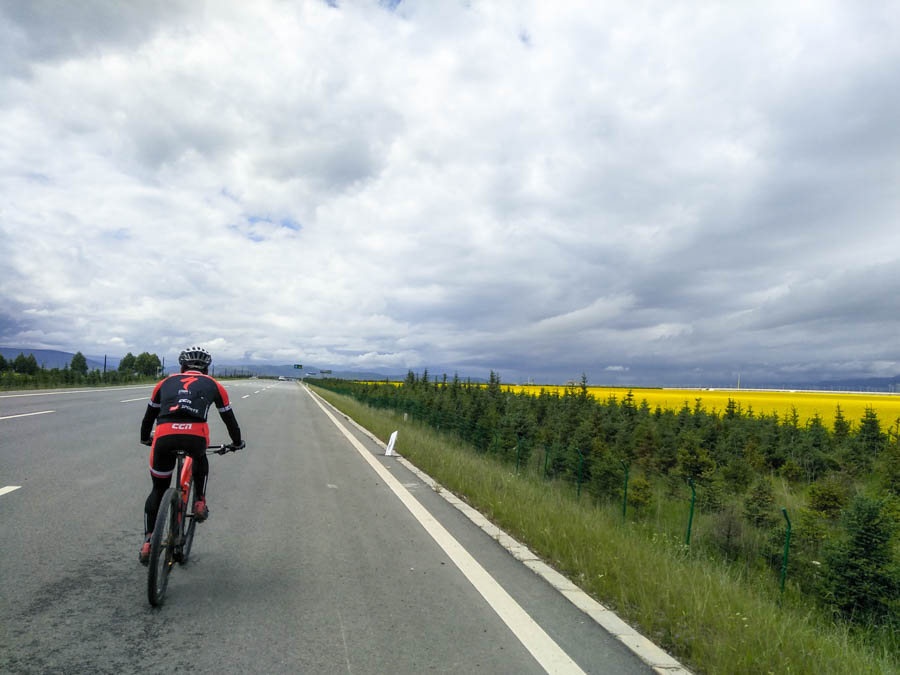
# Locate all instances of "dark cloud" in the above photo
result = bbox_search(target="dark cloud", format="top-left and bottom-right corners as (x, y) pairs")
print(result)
(0, 0), (197, 77)
(0, 310), (29, 345)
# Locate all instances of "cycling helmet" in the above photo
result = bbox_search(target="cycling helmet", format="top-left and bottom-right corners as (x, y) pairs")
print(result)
(178, 346), (212, 371)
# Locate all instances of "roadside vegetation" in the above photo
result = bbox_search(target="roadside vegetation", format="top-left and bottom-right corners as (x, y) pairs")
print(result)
(0, 350), (251, 390)
(311, 374), (900, 675)
(0, 350), (161, 389)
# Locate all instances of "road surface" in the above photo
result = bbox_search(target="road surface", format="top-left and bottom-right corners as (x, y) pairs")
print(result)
(0, 380), (651, 674)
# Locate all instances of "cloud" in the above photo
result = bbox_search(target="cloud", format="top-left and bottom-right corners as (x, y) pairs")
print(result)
(2, 1), (900, 385)
(0, 1), (197, 77)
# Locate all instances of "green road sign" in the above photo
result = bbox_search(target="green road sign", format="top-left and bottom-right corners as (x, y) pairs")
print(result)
(293, 364), (302, 369)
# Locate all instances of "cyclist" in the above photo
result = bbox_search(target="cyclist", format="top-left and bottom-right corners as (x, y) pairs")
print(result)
(138, 346), (244, 564)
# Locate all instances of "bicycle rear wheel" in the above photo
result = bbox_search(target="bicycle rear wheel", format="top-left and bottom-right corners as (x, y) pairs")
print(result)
(147, 488), (178, 607)
(180, 478), (197, 564)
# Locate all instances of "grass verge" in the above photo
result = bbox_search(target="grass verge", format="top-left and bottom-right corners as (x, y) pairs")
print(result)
(312, 386), (898, 675)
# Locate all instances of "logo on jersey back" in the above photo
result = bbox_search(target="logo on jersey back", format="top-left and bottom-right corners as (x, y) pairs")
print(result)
(180, 376), (199, 390)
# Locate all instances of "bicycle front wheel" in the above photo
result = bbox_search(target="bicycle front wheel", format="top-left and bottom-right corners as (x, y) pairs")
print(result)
(180, 478), (197, 564)
(147, 487), (178, 607)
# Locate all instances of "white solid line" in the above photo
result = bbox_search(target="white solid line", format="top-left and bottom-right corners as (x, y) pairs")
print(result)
(0, 486), (22, 497)
(0, 385), (153, 399)
(306, 388), (585, 675)
(0, 410), (55, 421)
(120, 397), (147, 403)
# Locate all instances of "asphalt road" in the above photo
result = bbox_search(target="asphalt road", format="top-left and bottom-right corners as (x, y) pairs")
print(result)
(0, 380), (651, 674)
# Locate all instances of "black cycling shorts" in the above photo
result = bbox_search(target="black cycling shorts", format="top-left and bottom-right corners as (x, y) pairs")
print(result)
(149, 434), (208, 479)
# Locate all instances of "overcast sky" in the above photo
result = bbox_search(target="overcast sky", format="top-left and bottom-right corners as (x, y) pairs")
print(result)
(2, 1), (899, 386)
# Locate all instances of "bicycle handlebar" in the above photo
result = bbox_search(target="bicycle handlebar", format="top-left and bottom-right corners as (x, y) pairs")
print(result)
(206, 442), (244, 455)
(141, 433), (244, 455)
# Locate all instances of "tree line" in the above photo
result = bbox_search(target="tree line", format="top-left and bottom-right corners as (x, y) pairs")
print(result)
(315, 371), (900, 630)
(0, 350), (162, 388)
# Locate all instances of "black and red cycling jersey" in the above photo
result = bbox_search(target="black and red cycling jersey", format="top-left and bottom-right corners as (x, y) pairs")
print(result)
(140, 370), (241, 445)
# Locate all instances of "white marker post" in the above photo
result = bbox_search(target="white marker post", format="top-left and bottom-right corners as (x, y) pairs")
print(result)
(385, 430), (398, 456)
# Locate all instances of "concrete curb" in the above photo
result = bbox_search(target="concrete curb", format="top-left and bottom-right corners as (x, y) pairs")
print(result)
(311, 388), (693, 675)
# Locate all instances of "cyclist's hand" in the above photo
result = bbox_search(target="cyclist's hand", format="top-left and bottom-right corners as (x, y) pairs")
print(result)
(230, 440), (246, 452)
(140, 437), (152, 446)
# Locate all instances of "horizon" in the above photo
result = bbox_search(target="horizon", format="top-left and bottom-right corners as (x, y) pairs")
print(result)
(4, 344), (900, 392)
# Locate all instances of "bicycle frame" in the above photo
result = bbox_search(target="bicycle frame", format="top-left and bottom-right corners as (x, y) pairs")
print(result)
(147, 442), (237, 607)
(175, 444), (231, 523)
(177, 454), (193, 521)
(169, 451), (192, 563)
(173, 445), (229, 553)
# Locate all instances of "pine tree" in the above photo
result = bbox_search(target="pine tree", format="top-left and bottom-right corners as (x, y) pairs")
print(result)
(806, 477), (848, 518)
(842, 407), (883, 475)
(725, 398), (738, 419)
(819, 495), (900, 622)
(879, 441), (900, 497)
(856, 407), (884, 459)
(676, 430), (715, 482)
(833, 405), (851, 441)
(743, 477), (777, 528)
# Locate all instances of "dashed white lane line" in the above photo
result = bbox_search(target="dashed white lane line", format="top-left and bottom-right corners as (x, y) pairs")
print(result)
(0, 410), (55, 421)
(307, 387), (586, 675)
(0, 486), (22, 497)
(242, 395), (251, 399)
(120, 397), (147, 403)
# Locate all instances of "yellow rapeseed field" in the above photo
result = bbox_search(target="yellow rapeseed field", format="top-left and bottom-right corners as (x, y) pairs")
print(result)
(506, 385), (900, 431)
(359, 380), (900, 430)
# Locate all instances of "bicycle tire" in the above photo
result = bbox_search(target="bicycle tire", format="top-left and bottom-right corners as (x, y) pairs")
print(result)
(180, 478), (197, 564)
(147, 488), (178, 607)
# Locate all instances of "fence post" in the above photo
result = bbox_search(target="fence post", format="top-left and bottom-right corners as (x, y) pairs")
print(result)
(515, 440), (522, 474)
(685, 477), (696, 546)
(780, 508), (792, 599)
(620, 460), (629, 522)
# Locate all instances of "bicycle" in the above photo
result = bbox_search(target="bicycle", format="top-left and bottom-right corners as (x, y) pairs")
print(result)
(147, 442), (242, 607)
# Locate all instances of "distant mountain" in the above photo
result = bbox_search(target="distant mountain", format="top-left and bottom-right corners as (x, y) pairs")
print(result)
(206, 364), (489, 383)
(0, 347), (107, 371)
(798, 375), (900, 393)
(203, 363), (405, 381)
(86, 354), (121, 369)
(687, 375), (900, 393)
